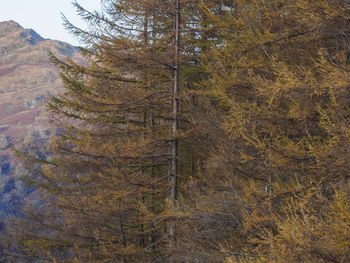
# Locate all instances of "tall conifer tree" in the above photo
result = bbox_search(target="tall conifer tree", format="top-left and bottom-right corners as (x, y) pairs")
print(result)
(4, 0), (208, 262)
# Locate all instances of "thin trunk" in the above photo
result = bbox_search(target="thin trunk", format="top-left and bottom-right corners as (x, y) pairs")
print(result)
(138, 111), (147, 248)
(265, 150), (274, 260)
(171, 0), (180, 205)
(137, 12), (149, 251)
(118, 199), (127, 263)
(148, 10), (157, 253)
(169, 0), (180, 261)
(149, 111), (156, 251)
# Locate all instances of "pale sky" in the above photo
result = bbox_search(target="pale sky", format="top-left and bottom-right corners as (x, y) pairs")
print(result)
(0, 0), (102, 46)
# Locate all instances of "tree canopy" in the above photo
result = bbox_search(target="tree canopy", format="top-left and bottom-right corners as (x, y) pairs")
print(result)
(3, 0), (350, 263)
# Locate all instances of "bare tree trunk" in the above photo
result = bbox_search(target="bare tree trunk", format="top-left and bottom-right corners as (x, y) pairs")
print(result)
(118, 199), (127, 263)
(169, 0), (180, 261)
(171, 0), (180, 205)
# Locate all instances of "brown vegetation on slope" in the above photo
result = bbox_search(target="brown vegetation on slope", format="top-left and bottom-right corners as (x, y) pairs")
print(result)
(0, 20), (83, 216)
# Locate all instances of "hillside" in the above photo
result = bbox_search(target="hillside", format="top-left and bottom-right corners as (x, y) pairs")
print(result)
(0, 21), (82, 215)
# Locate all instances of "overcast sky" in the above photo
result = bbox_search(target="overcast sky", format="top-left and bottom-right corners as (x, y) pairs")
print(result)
(0, 0), (102, 46)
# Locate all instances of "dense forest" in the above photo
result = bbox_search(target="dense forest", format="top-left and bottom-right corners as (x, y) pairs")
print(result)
(2, 0), (350, 262)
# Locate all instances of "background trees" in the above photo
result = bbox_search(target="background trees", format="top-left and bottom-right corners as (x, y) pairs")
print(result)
(179, 0), (350, 262)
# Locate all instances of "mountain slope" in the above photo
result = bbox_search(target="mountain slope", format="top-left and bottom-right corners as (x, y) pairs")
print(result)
(0, 21), (82, 215)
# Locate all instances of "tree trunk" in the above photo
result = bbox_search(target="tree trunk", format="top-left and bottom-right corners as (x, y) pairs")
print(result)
(169, 0), (180, 261)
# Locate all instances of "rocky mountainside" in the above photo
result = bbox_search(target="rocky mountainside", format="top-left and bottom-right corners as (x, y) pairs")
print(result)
(0, 21), (83, 215)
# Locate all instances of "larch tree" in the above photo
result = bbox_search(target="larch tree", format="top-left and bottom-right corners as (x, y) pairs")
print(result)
(179, 0), (350, 262)
(5, 0), (350, 263)
(3, 0), (209, 262)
